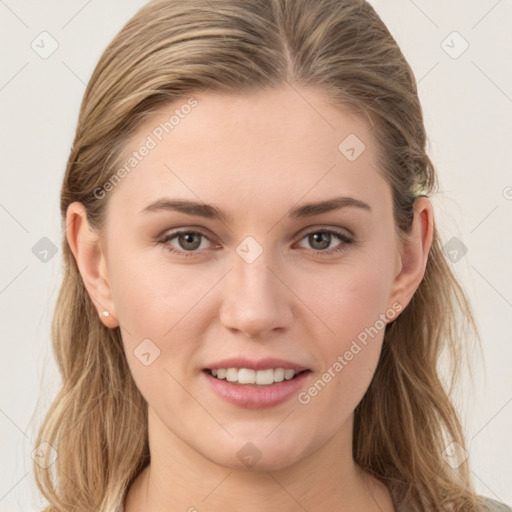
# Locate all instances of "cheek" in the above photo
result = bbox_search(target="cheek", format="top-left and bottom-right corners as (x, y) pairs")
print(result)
(296, 246), (394, 412)
(108, 249), (232, 403)
(306, 256), (394, 345)
(299, 270), (388, 425)
(108, 242), (217, 335)
(303, 341), (382, 432)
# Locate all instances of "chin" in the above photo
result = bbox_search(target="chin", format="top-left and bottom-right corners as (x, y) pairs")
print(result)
(203, 436), (308, 473)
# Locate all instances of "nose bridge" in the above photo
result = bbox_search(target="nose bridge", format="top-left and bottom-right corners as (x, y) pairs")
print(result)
(232, 248), (276, 297)
(219, 240), (290, 337)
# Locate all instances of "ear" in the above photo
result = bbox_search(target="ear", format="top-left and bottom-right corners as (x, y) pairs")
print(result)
(387, 197), (434, 314)
(65, 202), (119, 328)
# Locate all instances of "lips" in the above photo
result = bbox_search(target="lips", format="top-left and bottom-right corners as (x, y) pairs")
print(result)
(202, 357), (312, 409)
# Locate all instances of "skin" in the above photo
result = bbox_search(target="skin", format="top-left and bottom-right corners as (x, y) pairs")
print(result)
(67, 85), (433, 511)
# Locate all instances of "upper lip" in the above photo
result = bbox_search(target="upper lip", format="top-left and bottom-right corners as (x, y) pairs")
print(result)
(204, 357), (309, 372)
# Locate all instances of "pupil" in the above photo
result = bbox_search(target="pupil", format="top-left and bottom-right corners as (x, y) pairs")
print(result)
(180, 233), (200, 250)
(311, 232), (330, 250)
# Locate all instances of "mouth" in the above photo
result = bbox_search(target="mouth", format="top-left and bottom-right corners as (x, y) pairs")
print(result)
(202, 366), (312, 409)
(201, 357), (312, 408)
(203, 367), (311, 386)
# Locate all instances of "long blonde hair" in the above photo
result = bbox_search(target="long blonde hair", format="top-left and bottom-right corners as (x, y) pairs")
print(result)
(34, 0), (485, 510)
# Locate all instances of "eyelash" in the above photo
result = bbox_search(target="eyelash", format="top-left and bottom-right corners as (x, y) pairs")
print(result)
(157, 228), (354, 258)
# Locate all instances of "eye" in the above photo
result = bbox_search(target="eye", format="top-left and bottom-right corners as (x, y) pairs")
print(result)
(296, 228), (354, 256)
(157, 229), (214, 257)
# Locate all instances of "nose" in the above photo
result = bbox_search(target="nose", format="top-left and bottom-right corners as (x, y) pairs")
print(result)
(219, 248), (292, 339)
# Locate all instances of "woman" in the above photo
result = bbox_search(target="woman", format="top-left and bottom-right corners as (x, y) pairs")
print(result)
(33, 0), (510, 510)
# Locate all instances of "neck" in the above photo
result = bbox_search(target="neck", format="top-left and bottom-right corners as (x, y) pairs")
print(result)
(124, 408), (394, 512)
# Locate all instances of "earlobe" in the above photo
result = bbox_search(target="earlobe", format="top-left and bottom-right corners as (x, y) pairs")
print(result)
(65, 202), (119, 328)
(387, 197), (434, 314)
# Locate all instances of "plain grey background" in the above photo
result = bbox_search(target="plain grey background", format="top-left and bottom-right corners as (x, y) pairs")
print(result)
(1, 1), (511, 510)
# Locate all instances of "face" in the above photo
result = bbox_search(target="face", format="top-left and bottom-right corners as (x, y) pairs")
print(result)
(85, 86), (410, 471)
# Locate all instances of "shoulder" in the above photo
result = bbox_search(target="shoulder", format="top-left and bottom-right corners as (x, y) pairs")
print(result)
(479, 496), (512, 512)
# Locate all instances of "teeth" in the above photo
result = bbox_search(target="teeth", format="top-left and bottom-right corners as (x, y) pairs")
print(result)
(226, 368), (239, 382)
(209, 367), (299, 385)
(256, 369), (275, 385)
(238, 368), (256, 384)
(284, 369), (295, 380)
(272, 368), (285, 383)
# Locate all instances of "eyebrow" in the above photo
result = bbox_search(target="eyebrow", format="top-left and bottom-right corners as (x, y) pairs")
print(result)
(140, 196), (371, 223)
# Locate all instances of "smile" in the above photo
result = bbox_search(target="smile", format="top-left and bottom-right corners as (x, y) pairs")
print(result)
(206, 367), (305, 385)
(202, 368), (312, 409)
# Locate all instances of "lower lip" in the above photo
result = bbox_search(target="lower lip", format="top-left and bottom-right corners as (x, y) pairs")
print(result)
(202, 370), (311, 409)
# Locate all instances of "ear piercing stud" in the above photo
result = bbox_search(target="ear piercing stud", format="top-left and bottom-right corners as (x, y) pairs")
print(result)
(102, 311), (110, 317)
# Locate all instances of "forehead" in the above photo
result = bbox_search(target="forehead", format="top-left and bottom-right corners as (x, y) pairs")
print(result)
(106, 85), (389, 220)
